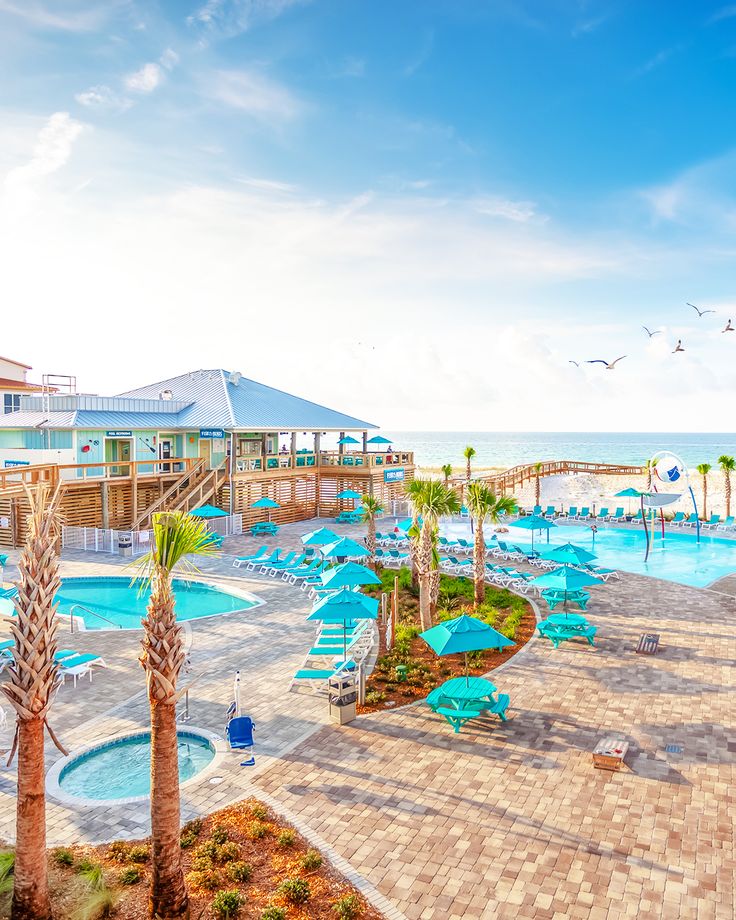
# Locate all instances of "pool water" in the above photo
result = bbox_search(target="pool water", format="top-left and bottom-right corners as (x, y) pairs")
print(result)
(55, 576), (255, 629)
(502, 522), (736, 588)
(58, 731), (215, 801)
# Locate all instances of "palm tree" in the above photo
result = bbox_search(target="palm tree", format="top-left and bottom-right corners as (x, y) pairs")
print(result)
(136, 511), (218, 920)
(533, 462), (543, 507)
(440, 463), (453, 486)
(645, 458), (654, 492)
(407, 480), (460, 629)
(361, 495), (384, 570)
(719, 455), (735, 518)
(404, 479), (423, 590)
(463, 446), (476, 484)
(696, 463), (712, 519)
(2, 485), (66, 920)
(465, 482), (518, 607)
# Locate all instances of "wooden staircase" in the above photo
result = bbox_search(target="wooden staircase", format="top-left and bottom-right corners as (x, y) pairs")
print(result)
(132, 459), (229, 529)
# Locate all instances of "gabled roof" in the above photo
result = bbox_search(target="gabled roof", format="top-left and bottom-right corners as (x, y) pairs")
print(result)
(0, 378), (44, 391)
(118, 369), (376, 431)
(0, 356), (32, 370)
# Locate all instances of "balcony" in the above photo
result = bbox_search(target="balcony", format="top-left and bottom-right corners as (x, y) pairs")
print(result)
(232, 450), (414, 475)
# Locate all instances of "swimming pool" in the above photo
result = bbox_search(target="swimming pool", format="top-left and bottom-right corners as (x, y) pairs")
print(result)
(54, 576), (258, 630)
(54, 730), (216, 802)
(502, 522), (736, 588)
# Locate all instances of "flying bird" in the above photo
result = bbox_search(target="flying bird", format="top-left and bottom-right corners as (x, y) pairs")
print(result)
(586, 356), (627, 370)
(722, 319), (734, 333)
(568, 360), (580, 367)
(687, 302), (715, 318)
(642, 326), (661, 338)
(673, 339), (685, 353)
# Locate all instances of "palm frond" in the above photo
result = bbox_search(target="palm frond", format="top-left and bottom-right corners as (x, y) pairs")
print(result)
(134, 511), (219, 589)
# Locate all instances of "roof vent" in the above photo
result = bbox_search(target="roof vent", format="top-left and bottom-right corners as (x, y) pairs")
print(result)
(228, 372), (242, 386)
(160, 389), (173, 401)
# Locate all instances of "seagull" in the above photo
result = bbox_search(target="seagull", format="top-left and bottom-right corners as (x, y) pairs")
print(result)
(642, 326), (661, 338)
(673, 339), (685, 353)
(568, 360), (580, 367)
(722, 319), (734, 333)
(586, 356), (627, 370)
(687, 302), (715, 318)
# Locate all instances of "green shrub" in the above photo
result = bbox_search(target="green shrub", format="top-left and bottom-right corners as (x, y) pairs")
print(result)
(192, 855), (215, 873)
(211, 825), (229, 845)
(0, 851), (14, 896)
(72, 887), (119, 920)
(364, 689), (386, 705)
(212, 889), (242, 918)
(188, 868), (222, 891)
(76, 858), (97, 874)
(216, 842), (241, 864)
(250, 803), (268, 820)
(194, 840), (219, 860)
(248, 820), (269, 839)
(276, 830), (295, 847)
(53, 847), (74, 867)
(119, 867), (140, 885)
(106, 842), (131, 864)
(127, 845), (149, 863)
(334, 893), (362, 919)
(260, 909), (286, 920)
(278, 877), (310, 904)
(180, 818), (203, 849)
(226, 861), (252, 883)
(300, 849), (322, 870)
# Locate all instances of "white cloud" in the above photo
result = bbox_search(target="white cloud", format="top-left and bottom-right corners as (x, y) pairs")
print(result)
(3, 112), (84, 209)
(472, 196), (541, 223)
(0, 0), (111, 31)
(186, 0), (309, 38)
(75, 84), (131, 112)
(207, 70), (302, 120)
(159, 48), (179, 71)
(125, 62), (163, 94)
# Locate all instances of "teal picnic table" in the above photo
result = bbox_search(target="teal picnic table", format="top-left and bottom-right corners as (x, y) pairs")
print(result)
(541, 588), (590, 610)
(537, 613), (598, 648)
(426, 676), (510, 733)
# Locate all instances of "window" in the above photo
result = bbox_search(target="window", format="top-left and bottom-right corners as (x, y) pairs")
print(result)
(3, 394), (20, 414)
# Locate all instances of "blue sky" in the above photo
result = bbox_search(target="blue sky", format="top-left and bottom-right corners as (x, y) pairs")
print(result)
(2, 0), (736, 431)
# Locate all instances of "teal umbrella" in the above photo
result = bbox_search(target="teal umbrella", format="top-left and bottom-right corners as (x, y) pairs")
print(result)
(542, 542), (597, 565)
(307, 588), (379, 658)
(336, 489), (362, 500)
(252, 495), (280, 523)
(321, 536), (368, 560)
(302, 527), (340, 546)
(367, 435), (392, 448)
(420, 614), (514, 684)
(530, 565), (603, 615)
(187, 504), (229, 519)
(513, 514), (556, 549)
(397, 516), (422, 532)
(320, 562), (381, 589)
(337, 436), (360, 445)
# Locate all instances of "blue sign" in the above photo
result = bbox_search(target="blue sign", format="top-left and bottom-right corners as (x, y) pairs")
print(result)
(199, 428), (225, 440)
(4, 460), (30, 468)
(384, 468), (405, 483)
(106, 430), (132, 438)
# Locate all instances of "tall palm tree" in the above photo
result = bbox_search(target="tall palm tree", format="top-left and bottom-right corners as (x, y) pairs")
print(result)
(463, 446), (476, 484)
(718, 455), (735, 518)
(2, 485), (66, 920)
(645, 458), (654, 492)
(465, 482), (518, 607)
(533, 462), (543, 507)
(360, 494), (384, 570)
(407, 480), (460, 629)
(440, 463), (453, 486)
(696, 463), (712, 519)
(136, 511), (218, 920)
(404, 479), (423, 590)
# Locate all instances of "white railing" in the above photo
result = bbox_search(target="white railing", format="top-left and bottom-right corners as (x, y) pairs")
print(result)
(203, 514), (243, 537)
(61, 526), (153, 556)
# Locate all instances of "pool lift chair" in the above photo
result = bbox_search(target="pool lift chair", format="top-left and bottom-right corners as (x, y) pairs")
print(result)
(226, 670), (255, 765)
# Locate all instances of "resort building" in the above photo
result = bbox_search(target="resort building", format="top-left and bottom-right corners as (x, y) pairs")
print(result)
(0, 356), (46, 416)
(0, 368), (413, 545)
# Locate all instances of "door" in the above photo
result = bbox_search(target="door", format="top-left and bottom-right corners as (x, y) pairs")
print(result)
(106, 438), (132, 477)
(159, 437), (173, 473)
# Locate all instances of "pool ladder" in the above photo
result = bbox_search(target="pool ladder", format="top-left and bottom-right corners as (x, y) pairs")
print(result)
(68, 603), (123, 632)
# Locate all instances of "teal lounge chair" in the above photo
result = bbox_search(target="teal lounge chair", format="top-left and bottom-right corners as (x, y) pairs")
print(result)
(703, 514), (721, 530)
(610, 507), (625, 522)
(578, 507), (591, 521)
(597, 507), (609, 520)
(245, 549), (280, 571)
(718, 516), (735, 531)
(532, 505), (543, 516)
(683, 513), (698, 527)
(233, 546), (268, 568)
(544, 505), (556, 518)
(631, 509), (643, 522)
(60, 653), (107, 687)
(670, 512), (685, 525)
(567, 506), (578, 519)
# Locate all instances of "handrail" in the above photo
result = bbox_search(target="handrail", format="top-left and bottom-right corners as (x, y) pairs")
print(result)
(68, 603), (122, 632)
(131, 458), (206, 529)
(474, 459), (646, 492)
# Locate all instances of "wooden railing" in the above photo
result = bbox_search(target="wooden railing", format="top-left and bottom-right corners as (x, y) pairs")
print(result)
(235, 452), (317, 473)
(131, 459), (206, 530)
(233, 450), (414, 474)
(475, 459), (645, 493)
(318, 451), (414, 469)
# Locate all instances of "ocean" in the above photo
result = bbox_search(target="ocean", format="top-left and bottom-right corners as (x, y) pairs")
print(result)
(381, 432), (736, 471)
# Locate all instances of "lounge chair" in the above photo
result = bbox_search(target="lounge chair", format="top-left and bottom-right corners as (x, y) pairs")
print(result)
(265, 553), (305, 576)
(577, 507), (590, 521)
(291, 658), (358, 693)
(232, 546), (268, 568)
(703, 514), (721, 530)
(717, 516), (735, 531)
(246, 549), (280, 571)
(566, 506), (578, 520)
(226, 716), (255, 751)
(438, 536), (460, 552)
(257, 550), (294, 574)
(580, 563), (619, 581)
(682, 513), (699, 527)
(610, 507), (625, 523)
(60, 653), (107, 687)
(670, 512), (685, 526)
(543, 505), (556, 518)
(532, 505), (543, 516)
(631, 509), (643, 522)
(596, 507), (609, 520)
(0, 587), (18, 600)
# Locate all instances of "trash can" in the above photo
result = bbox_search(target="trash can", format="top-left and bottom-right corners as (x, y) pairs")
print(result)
(117, 532), (133, 558)
(328, 666), (358, 725)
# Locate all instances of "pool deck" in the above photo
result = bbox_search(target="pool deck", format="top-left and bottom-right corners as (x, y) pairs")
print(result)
(0, 518), (735, 918)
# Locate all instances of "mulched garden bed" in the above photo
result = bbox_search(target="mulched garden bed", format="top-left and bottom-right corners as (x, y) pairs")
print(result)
(358, 566), (536, 713)
(0, 798), (381, 920)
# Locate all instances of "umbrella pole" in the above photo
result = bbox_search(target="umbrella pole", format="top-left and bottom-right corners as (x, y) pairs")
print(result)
(465, 650), (469, 686)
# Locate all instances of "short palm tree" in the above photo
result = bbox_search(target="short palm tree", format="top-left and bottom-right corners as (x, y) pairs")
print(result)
(440, 463), (453, 486)
(360, 494), (384, 570)
(719, 455), (735, 518)
(696, 463), (712, 520)
(407, 480), (460, 629)
(533, 461), (543, 507)
(136, 511), (219, 920)
(463, 446), (476, 483)
(465, 482), (518, 607)
(2, 486), (66, 920)
(645, 458), (654, 492)
(404, 479), (423, 590)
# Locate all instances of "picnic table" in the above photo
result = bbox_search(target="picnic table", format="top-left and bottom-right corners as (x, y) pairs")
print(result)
(251, 521), (279, 536)
(426, 676), (510, 733)
(541, 588), (590, 611)
(537, 613), (597, 648)
(336, 510), (362, 524)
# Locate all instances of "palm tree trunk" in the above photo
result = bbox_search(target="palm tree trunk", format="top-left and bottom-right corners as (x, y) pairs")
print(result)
(366, 519), (377, 571)
(417, 528), (433, 631)
(473, 517), (485, 608)
(703, 476), (708, 520)
(13, 717), (51, 920)
(429, 569), (440, 620)
(726, 473), (731, 518)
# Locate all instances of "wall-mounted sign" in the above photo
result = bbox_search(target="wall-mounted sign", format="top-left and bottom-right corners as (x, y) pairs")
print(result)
(3, 460), (30, 468)
(199, 428), (225, 439)
(106, 430), (132, 438)
(384, 468), (405, 483)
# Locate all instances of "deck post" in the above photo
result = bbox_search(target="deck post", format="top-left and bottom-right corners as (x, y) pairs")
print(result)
(100, 481), (109, 530)
(314, 432), (321, 466)
(131, 462), (138, 525)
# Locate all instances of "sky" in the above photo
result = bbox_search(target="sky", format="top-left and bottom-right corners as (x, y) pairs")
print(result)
(2, 1), (736, 432)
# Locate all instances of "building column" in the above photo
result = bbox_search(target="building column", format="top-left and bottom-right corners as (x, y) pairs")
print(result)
(314, 432), (321, 466)
(338, 431), (345, 457)
(101, 481), (109, 530)
(290, 431), (297, 467)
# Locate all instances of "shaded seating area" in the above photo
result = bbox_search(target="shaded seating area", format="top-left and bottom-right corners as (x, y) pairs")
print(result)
(425, 677), (511, 733)
(541, 588), (590, 610)
(250, 521), (279, 536)
(537, 614), (597, 648)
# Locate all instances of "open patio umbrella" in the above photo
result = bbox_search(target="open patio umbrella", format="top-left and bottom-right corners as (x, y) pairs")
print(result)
(188, 504), (229, 519)
(614, 487), (642, 515)
(542, 542), (597, 566)
(307, 588), (379, 658)
(320, 561), (382, 589)
(397, 516), (422, 532)
(337, 436), (360, 446)
(336, 488), (362, 511)
(513, 514), (556, 549)
(251, 496), (280, 523)
(420, 614), (514, 685)
(529, 565), (603, 616)
(301, 526), (340, 546)
(321, 536), (369, 560)
(367, 435), (392, 445)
